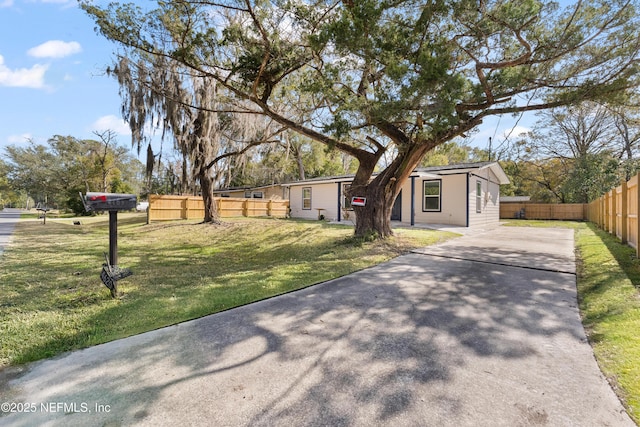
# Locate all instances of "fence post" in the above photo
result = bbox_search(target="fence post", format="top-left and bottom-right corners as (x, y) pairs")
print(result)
(147, 194), (153, 225)
(267, 200), (273, 217)
(243, 199), (248, 217)
(636, 173), (640, 258)
(610, 190), (615, 232)
(611, 189), (617, 236)
(621, 181), (628, 244)
(602, 193), (609, 231)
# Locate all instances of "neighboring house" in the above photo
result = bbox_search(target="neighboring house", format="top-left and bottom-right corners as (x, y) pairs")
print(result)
(213, 183), (286, 200)
(283, 162), (510, 228)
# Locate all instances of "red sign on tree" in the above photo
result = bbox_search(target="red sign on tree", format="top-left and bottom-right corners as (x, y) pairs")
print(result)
(351, 197), (366, 206)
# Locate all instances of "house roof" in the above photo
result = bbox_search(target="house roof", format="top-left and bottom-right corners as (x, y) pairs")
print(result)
(280, 174), (358, 187)
(214, 183), (283, 193)
(281, 161), (509, 187)
(416, 161), (510, 185)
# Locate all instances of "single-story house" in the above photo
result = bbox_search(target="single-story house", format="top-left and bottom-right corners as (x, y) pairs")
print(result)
(283, 162), (510, 228)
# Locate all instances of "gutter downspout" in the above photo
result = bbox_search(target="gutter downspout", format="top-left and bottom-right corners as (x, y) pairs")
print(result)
(411, 176), (416, 226)
(337, 182), (342, 222)
(466, 173), (470, 227)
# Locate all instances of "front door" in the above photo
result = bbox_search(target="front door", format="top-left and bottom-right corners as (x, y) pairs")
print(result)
(391, 191), (402, 221)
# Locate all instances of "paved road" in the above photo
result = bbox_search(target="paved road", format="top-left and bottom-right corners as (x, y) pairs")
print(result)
(0, 226), (634, 426)
(0, 209), (21, 256)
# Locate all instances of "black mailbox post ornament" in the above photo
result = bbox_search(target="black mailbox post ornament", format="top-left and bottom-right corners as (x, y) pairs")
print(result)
(82, 192), (137, 298)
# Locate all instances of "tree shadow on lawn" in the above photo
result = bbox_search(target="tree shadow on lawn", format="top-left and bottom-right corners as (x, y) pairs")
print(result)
(0, 246), (586, 426)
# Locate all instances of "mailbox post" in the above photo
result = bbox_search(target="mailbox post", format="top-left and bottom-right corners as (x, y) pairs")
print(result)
(82, 192), (137, 297)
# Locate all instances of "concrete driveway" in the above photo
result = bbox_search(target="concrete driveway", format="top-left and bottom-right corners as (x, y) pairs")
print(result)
(0, 226), (634, 426)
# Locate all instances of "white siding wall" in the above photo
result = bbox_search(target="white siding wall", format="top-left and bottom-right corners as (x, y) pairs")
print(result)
(468, 170), (500, 228)
(288, 167), (502, 228)
(289, 182), (342, 220)
(412, 174), (468, 226)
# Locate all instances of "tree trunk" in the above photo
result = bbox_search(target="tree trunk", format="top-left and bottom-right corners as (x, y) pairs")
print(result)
(352, 184), (395, 238)
(351, 142), (433, 238)
(198, 170), (220, 224)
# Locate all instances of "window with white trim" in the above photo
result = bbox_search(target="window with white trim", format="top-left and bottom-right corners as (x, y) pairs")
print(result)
(476, 181), (482, 213)
(302, 187), (312, 210)
(423, 180), (441, 212)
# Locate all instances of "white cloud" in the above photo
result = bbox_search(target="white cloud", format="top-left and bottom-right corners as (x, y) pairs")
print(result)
(90, 115), (131, 135)
(0, 54), (48, 88)
(7, 133), (33, 144)
(27, 40), (82, 59)
(0, 0), (14, 8)
(501, 125), (531, 140)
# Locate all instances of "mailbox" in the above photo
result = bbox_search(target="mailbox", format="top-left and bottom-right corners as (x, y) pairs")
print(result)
(83, 192), (137, 212)
(80, 192), (137, 298)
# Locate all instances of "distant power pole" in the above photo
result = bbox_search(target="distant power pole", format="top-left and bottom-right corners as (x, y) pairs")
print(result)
(488, 137), (493, 161)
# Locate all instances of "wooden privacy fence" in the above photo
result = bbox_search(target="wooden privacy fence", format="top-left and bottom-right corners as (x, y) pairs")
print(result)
(500, 203), (587, 220)
(147, 195), (289, 223)
(586, 173), (640, 255)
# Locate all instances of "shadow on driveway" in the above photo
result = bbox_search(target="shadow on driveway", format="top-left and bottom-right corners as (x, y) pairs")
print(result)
(0, 227), (633, 426)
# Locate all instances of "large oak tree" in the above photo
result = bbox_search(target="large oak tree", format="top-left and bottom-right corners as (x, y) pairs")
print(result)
(82, 0), (640, 237)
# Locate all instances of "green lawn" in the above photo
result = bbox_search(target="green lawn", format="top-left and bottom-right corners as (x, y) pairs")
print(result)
(505, 220), (640, 424)
(0, 214), (456, 368)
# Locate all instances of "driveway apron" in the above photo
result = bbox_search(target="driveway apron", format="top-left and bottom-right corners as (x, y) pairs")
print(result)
(0, 226), (634, 426)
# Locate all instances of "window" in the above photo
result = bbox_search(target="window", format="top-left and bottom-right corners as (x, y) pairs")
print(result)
(476, 181), (482, 213)
(244, 190), (252, 198)
(302, 187), (312, 210)
(423, 180), (441, 212)
(252, 191), (263, 199)
(342, 183), (352, 210)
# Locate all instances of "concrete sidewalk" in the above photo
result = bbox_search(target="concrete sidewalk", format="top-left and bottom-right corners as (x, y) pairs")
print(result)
(0, 226), (634, 426)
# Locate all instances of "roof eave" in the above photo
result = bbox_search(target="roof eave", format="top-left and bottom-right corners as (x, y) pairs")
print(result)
(479, 162), (510, 185)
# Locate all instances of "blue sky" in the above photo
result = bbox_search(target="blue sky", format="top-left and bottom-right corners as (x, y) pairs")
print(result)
(0, 0), (131, 151)
(0, 0), (533, 160)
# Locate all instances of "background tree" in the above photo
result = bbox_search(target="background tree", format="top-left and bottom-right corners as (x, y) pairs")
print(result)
(0, 159), (21, 208)
(110, 54), (279, 223)
(4, 142), (59, 208)
(83, 0), (640, 237)
(2, 136), (143, 213)
(608, 95), (640, 180)
(91, 130), (131, 193)
(507, 98), (640, 203)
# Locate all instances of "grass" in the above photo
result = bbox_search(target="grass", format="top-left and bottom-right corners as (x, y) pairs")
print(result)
(504, 219), (640, 424)
(574, 223), (640, 423)
(0, 214), (457, 368)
